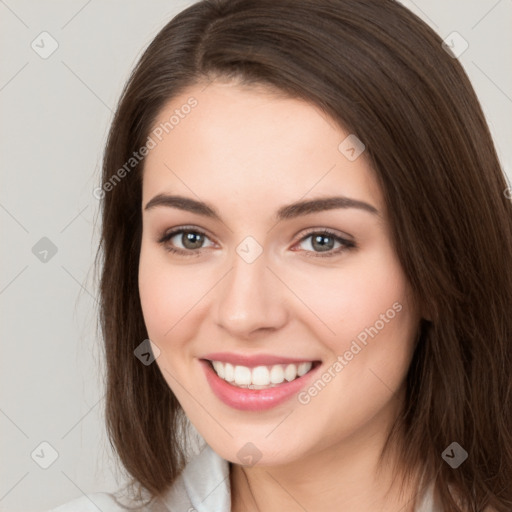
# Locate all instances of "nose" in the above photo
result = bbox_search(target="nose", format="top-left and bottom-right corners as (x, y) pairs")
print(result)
(213, 247), (289, 339)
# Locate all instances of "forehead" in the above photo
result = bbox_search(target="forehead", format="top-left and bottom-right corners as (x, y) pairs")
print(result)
(141, 80), (384, 219)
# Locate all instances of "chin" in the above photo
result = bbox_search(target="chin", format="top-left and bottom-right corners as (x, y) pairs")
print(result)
(204, 432), (312, 468)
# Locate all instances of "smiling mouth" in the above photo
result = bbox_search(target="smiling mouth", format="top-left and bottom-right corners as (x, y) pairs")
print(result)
(204, 359), (321, 389)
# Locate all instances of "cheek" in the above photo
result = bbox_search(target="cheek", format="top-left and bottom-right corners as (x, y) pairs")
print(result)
(138, 245), (195, 342)
(295, 253), (417, 439)
(285, 244), (412, 352)
(138, 242), (219, 364)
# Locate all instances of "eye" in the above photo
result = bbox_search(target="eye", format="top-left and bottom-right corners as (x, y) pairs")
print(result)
(157, 226), (356, 258)
(293, 229), (356, 258)
(158, 227), (215, 256)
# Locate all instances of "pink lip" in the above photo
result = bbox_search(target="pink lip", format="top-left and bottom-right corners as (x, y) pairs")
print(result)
(200, 359), (321, 411)
(201, 352), (317, 367)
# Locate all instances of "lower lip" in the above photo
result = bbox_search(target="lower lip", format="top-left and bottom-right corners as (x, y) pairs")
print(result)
(200, 359), (320, 411)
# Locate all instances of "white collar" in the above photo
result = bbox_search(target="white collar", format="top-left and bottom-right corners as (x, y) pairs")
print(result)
(161, 443), (231, 511)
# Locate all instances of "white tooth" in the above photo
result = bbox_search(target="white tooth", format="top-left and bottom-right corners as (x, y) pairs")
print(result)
(212, 361), (225, 379)
(297, 362), (312, 377)
(284, 364), (298, 381)
(224, 363), (235, 382)
(249, 383), (271, 389)
(269, 365), (285, 384)
(252, 366), (270, 386)
(234, 365), (252, 385)
(216, 361), (312, 387)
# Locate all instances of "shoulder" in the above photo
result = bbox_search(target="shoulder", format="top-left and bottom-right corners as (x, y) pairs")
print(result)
(48, 492), (130, 512)
(48, 444), (231, 512)
(47, 491), (168, 512)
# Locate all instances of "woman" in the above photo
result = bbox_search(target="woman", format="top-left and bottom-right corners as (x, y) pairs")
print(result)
(51, 0), (512, 510)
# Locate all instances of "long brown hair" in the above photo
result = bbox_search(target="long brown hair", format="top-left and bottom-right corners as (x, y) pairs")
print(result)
(95, 0), (512, 510)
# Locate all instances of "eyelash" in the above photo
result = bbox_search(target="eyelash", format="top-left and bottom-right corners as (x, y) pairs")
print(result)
(157, 226), (356, 258)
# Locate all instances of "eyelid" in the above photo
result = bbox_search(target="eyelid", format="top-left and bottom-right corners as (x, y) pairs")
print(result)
(158, 225), (208, 241)
(294, 226), (355, 245)
(157, 225), (216, 248)
(291, 227), (356, 258)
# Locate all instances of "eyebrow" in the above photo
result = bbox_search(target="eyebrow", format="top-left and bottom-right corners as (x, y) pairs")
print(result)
(144, 194), (380, 221)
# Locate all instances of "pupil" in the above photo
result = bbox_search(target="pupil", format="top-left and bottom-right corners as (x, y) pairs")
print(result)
(313, 234), (333, 252)
(184, 232), (203, 249)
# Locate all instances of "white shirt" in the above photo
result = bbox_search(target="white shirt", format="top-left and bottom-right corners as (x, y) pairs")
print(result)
(49, 443), (439, 511)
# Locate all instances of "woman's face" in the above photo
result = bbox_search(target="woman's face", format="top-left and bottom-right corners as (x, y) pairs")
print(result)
(138, 80), (421, 466)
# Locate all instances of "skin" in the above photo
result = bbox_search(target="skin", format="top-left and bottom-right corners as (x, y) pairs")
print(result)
(138, 79), (425, 512)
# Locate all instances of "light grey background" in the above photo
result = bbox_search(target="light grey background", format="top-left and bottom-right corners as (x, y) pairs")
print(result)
(0, 1), (510, 511)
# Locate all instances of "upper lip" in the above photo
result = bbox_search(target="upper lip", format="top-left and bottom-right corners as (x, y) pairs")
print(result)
(201, 352), (320, 367)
